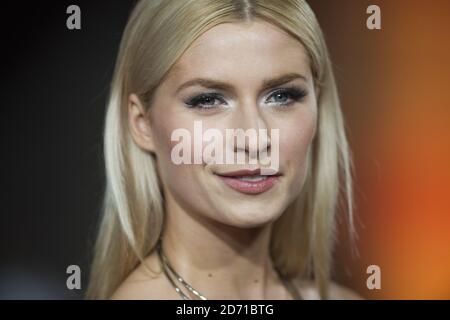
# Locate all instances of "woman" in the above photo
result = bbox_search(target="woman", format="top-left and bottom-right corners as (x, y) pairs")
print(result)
(87, 0), (360, 300)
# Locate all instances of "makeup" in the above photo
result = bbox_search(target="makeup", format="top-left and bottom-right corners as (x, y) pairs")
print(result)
(215, 169), (281, 195)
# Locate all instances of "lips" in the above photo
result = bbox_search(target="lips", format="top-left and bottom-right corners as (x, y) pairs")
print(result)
(215, 169), (281, 195)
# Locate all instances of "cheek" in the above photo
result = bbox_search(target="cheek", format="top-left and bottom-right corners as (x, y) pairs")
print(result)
(149, 115), (188, 182)
(152, 121), (178, 162)
(278, 108), (317, 180)
(151, 118), (215, 216)
(150, 116), (206, 193)
(281, 124), (315, 158)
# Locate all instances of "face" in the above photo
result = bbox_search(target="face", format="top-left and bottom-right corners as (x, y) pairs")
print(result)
(129, 20), (318, 228)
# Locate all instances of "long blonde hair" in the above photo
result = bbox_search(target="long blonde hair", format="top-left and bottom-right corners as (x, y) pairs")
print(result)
(86, 0), (355, 300)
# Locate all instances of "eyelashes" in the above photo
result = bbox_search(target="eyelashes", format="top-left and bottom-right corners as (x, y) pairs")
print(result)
(268, 86), (308, 107)
(185, 92), (225, 110)
(184, 86), (308, 110)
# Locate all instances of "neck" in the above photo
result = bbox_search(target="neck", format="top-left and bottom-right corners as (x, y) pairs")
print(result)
(159, 192), (288, 300)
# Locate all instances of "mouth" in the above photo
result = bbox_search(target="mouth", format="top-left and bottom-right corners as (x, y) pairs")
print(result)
(214, 169), (281, 195)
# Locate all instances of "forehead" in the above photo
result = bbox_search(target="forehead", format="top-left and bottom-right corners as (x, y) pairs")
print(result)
(167, 20), (312, 86)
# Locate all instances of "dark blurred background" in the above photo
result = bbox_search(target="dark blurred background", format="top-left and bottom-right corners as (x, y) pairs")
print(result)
(0, 0), (136, 299)
(1, 0), (449, 299)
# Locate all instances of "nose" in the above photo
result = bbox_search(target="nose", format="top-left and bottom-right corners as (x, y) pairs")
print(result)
(228, 98), (271, 161)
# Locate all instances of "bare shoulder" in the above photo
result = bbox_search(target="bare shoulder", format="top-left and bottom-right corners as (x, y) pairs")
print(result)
(293, 278), (364, 300)
(110, 252), (179, 300)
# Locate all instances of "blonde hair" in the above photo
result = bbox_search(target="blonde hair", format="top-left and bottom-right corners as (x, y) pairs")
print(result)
(86, 0), (355, 300)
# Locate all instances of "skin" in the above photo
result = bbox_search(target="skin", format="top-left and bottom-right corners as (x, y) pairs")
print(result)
(112, 20), (361, 300)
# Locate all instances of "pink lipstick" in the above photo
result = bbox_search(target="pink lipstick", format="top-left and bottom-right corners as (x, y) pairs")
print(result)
(215, 169), (280, 195)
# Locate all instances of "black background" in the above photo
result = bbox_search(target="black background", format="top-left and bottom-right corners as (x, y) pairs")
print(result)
(0, 1), (137, 299)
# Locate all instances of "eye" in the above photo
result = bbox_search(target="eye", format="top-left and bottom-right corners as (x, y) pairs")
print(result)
(184, 93), (226, 110)
(266, 86), (308, 107)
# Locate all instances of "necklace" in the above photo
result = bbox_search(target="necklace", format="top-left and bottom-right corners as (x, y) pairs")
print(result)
(156, 239), (303, 300)
(156, 240), (207, 300)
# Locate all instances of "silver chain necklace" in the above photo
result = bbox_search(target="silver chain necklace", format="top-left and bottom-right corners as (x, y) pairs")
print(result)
(156, 239), (302, 300)
(156, 240), (206, 300)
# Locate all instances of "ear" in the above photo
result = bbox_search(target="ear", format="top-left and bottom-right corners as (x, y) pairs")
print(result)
(128, 93), (155, 152)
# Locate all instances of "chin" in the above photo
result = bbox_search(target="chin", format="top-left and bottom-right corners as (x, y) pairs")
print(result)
(215, 201), (287, 228)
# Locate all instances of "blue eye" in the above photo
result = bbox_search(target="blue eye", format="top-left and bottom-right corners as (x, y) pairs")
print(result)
(184, 86), (307, 110)
(185, 93), (225, 110)
(266, 87), (307, 107)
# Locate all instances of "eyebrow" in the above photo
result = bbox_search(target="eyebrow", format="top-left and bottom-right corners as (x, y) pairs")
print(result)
(175, 72), (307, 94)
